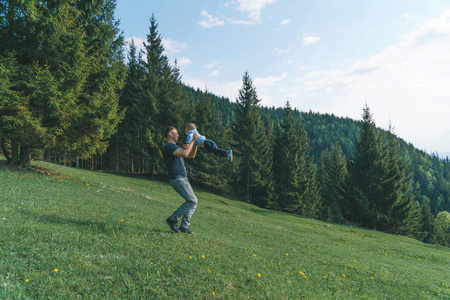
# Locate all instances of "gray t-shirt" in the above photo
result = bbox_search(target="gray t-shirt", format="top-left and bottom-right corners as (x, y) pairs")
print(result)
(162, 143), (187, 180)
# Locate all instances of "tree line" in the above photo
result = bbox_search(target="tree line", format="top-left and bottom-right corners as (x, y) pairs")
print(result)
(1, 3), (448, 246)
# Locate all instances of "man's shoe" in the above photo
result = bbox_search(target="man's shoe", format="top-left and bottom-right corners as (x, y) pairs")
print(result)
(166, 218), (180, 233)
(180, 228), (196, 234)
(227, 150), (233, 162)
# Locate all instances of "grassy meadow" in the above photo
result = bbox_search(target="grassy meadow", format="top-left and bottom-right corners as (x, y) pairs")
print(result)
(0, 159), (449, 299)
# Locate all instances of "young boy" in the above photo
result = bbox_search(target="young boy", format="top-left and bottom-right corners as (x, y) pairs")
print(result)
(185, 123), (233, 162)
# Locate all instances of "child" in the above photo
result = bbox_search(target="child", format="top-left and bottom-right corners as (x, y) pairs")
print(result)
(185, 123), (233, 162)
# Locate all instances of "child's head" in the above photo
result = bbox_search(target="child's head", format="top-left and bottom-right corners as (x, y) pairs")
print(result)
(186, 123), (197, 133)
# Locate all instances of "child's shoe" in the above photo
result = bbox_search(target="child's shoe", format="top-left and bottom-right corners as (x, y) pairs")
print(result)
(227, 150), (233, 162)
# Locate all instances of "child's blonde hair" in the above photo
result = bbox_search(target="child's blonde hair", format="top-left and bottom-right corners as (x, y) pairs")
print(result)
(186, 123), (197, 131)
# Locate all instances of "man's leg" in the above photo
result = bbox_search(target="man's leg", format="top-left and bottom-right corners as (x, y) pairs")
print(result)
(168, 177), (198, 230)
(203, 140), (227, 157)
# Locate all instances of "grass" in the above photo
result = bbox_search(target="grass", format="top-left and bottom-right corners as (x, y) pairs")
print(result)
(1, 159), (449, 299)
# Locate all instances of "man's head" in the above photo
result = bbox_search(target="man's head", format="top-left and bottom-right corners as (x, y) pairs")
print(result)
(185, 123), (197, 134)
(165, 126), (179, 143)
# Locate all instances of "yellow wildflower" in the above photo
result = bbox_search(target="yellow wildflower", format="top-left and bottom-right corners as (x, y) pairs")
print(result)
(54, 269), (58, 272)
(257, 273), (261, 277)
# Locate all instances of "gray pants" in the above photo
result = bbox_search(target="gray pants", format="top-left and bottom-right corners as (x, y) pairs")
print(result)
(168, 177), (198, 229)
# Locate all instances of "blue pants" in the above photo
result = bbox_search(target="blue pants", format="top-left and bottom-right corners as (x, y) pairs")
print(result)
(204, 139), (227, 157)
(168, 177), (198, 230)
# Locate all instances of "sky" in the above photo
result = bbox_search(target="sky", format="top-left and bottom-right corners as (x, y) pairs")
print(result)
(115, 0), (450, 157)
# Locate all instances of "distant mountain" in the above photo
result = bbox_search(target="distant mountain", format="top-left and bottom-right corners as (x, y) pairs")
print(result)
(184, 84), (450, 215)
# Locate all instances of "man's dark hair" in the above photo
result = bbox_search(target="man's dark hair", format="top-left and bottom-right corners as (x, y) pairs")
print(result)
(165, 126), (176, 139)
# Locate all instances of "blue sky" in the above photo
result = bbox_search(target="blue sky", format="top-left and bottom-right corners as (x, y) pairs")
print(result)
(115, 0), (450, 156)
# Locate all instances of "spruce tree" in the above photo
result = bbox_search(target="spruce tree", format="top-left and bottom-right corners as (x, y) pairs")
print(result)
(318, 143), (347, 222)
(273, 102), (319, 216)
(346, 105), (385, 227)
(231, 71), (273, 207)
(188, 90), (228, 193)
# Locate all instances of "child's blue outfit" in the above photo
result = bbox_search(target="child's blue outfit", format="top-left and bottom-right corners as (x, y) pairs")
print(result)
(186, 129), (227, 157)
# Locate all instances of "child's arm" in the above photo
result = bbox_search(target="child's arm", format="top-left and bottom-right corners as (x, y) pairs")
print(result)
(185, 130), (193, 144)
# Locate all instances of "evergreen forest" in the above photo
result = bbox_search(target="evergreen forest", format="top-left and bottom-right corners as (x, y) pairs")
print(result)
(1, 1), (449, 247)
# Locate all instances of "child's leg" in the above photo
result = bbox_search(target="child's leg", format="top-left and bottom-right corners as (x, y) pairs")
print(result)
(203, 140), (227, 157)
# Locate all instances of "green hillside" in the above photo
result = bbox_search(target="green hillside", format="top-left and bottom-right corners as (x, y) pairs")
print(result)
(1, 160), (449, 299)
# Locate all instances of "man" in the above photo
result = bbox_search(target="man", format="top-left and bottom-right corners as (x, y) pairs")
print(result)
(162, 126), (199, 234)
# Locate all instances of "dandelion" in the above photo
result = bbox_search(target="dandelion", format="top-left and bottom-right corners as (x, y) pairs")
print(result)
(120, 219), (124, 222)
(249, 271), (252, 274)
(257, 273), (261, 277)
(285, 253), (288, 256)
(25, 279), (30, 282)
(54, 269), (58, 272)
(86, 184), (90, 186)
(253, 254), (256, 257)
(324, 261), (326, 263)
(235, 222), (237, 224)
(168, 269), (171, 272)
(229, 233), (232, 236)
(208, 270), (211, 273)
(189, 256), (192, 259)
(248, 233), (251, 235)
(371, 276), (374, 280)
(299, 271), (305, 276)
(304, 276), (307, 279)
(324, 276), (327, 279)
(212, 291), (215, 296)
(201, 255), (205, 258)
(342, 274), (346, 277)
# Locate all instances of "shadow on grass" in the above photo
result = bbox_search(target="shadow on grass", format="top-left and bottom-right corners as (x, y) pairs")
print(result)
(20, 210), (165, 235)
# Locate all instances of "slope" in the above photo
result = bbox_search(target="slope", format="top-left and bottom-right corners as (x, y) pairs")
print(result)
(1, 160), (449, 299)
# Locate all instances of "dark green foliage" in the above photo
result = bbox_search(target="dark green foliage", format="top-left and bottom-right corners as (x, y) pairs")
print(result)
(317, 143), (347, 222)
(273, 102), (319, 217)
(187, 90), (229, 194)
(0, 0), (125, 167)
(230, 71), (273, 208)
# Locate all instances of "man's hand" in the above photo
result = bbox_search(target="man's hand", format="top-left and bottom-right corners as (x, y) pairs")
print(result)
(182, 144), (188, 149)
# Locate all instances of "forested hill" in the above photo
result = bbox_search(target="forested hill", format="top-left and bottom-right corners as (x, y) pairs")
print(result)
(184, 85), (450, 216)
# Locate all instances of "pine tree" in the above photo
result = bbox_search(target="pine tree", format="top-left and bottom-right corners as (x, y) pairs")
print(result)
(318, 143), (347, 222)
(230, 71), (273, 207)
(141, 15), (186, 175)
(346, 105), (385, 227)
(117, 39), (148, 172)
(273, 102), (319, 216)
(382, 129), (415, 233)
(0, 1), (88, 167)
(188, 90), (228, 193)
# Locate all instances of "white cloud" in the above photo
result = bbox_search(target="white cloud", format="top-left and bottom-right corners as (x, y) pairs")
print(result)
(275, 47), (290, 55)
(234, 0), (279, 22)
(255, 72), (288, 87)
(162, 38), (188, 55)
(294, 10), (450, 152)
(302, 34), (320, 45)
(210, 70), (221, 77)
(280, 18), (291, 25)
(395, 12), (411, 22)
(175, 57), (193, 67)
(199, 10), (225, 28)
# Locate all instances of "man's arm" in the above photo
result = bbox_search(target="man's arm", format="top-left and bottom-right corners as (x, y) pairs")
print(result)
(173, 133), (199, 158)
